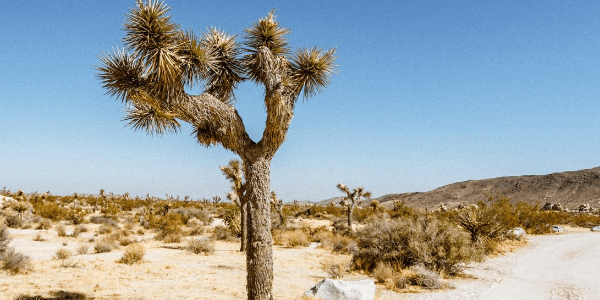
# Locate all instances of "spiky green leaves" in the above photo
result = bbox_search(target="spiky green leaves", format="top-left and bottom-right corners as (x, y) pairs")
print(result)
(97, 49), (147, 103)
(291, 47), (338, 99)
(123, 102), (181, 135)
(124, 0), (182, 88)
(201, 28), (244, 103)
(243, 11), (291, 85)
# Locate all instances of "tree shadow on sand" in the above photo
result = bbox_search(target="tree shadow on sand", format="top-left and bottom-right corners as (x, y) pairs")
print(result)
(14, 291), (91, 300)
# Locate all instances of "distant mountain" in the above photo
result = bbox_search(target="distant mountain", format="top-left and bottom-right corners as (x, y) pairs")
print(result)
(316, 167), (600, 210)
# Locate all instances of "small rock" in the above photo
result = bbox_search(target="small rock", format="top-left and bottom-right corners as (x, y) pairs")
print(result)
(507, 227), (526, 239)
(591, 226), (600, 232)
(551, 225), (566, 233)
(304, 278), (375, 300)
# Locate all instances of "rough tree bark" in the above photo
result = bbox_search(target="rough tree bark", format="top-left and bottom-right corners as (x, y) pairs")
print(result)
(244, 156), (273, 300)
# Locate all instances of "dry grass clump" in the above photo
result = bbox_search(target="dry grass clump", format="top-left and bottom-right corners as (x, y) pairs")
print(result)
(0, 223), (11, 254)
(33, 233), (46, 241)
(2, 247), (31, 274)
(90, 216), (119, 227)
(77, 244), (89, 255)
(72, 224), (88, 237)
(161, 233), (182, 243)
(36, 219), (52, 230)
(407, 265), (442, 289)
(185, 225), (205, 236)
(54, 248), (73, 260)
(56, 224), (68, 237)
(320, 235), (357, 254)
(94, 238), (116, 253)
(96, 224), (115, 235)
(211, 225), (236, 241)
(61, 258), (79, 268)
(371, 262), (395, 284)
(187, 239), (215, 255)
(320, 257), (350, 279)
(273, 229), (309, 248)
(119, 243), (145, 264)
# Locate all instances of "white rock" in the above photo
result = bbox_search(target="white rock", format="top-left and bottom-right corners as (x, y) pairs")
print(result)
(551, 225), (566, 233)
(507, 227), (526, 239)
(304, 278), (375, 300)
(591, 226), (600, 232)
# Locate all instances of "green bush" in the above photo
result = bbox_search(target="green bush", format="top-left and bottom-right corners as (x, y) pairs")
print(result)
(353, 215), (484, 275)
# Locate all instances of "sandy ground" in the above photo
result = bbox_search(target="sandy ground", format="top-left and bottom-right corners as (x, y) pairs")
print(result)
(2, 222), (599, 300)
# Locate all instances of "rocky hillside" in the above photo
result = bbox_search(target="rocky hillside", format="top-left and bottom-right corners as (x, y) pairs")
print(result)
(320, 167), (600, 210)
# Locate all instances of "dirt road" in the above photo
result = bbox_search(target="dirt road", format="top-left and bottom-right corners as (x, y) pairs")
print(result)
(383, 231), (600, 300)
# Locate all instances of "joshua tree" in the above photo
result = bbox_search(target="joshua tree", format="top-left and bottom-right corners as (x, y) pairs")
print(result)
(337, 183), (372, 228)
(270, 191), (284, 228)
(97, 1), (336, 299)
(220, 159), (247, 252)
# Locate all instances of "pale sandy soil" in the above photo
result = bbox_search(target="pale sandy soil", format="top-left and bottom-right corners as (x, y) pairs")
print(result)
(2, 221), (599, 300)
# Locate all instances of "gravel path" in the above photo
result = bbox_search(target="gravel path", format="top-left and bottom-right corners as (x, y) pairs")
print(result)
(383, 231), (600, 300)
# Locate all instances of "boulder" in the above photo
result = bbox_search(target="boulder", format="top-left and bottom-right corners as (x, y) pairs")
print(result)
(507, 227), (526, 239)
(551, 225), (566, 233)
(304, 279), (375, 300)
(591, 226), (600, 232)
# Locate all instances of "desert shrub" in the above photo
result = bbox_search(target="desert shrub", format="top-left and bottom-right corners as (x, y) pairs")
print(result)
(455, 208), (502, 244)
(94, 238), (116, 253)
(60, 258), (79, 268)
(89, 216), (119, 227)
(353, 215), (484, 274)
(54, 248), (72, 260)
(388, 201), (415, 219)
(33, 233), (46, 242)
(0, 223), (11, 255)
(332, 219), (353, 236)
(371, 262), (395, 284)
(187, 239), (215, 255)
(77, 244), (89, 255)
(101, 203), (121, 220)
(161, 233), (182, 243)
(119, 243), (145, 264)
(36, 219), (52, 230)
(2, 247), (31, 274)
(408, 265), (441, 289)
(571, 213), (600, 228)
(273, 229), (309, 248)
(212, 225), (235, 241)
(72, 224), (88, 236)
(32, 202), (69, 221)
(320, 235), (357, 254)
(97, 225), (115, 235)
(185, 225), (205, 236)
(152, 214), (183, 240)
(56, 224), (68, 237)
(222, 209), (241, 237)
(3, 211), (24, 228)
(67, 208), (87, 225)
(320, 257), (350, 279)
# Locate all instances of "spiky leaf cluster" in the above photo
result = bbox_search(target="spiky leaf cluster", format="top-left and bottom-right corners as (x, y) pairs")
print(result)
(98, 0), (337, 154)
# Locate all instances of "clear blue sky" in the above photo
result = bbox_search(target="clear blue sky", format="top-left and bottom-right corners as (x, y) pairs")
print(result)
(1, 1), (599, 202)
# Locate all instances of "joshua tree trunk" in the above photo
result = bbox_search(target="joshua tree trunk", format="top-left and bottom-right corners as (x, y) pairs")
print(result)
(347, 204), (354, 228)
(245, 157), (273, 300)
(240, 200), (248, 252)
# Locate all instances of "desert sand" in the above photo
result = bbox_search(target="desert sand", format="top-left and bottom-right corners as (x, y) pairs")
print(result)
(2, 222), (599, 300)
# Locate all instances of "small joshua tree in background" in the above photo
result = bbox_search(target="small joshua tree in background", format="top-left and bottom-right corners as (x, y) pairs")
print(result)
(270, 191), (284, 228)
(221, 159), (247, 252)
(337, 183), (371, 228)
